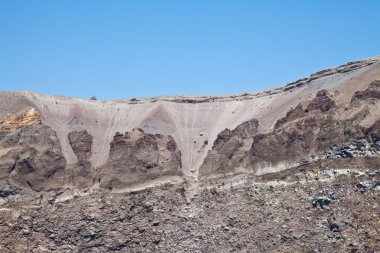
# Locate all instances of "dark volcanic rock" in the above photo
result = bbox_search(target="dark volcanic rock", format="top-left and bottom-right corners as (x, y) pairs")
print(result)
(1, 60), (380, 252)
(68, 130), (93, 161)
(99, 128), (182, 190)
(306, 90), (336, 112)
(351, 80), (380, 102)
(0, 186), (20, 197)
(1, 170), (380, 252)
(250, 108), (377, 168)
(200, 119), (259, 177)
(0, 109), (66, 192)
(274, 104), (305, 129)
(311, 196), (331, 209)
(67, 130), (95, 188)
(200, 86), (380, 177)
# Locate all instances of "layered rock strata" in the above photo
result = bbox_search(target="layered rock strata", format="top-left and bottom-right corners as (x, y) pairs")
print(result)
(0, 57), (380, 252)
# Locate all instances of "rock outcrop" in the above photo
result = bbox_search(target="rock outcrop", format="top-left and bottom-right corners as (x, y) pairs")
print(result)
(200, 119), (259, 177)
(68, 130), (94, 189)
(200, 85), (380, 179)
(99, 128), (182, 190)
(68, 130), (93, 161)
(284, 58), (378, 91)
(0, 108), (66, 192)
(351, 79), (380, 102)
(1, 57), (380, 252)
(0, 107), (41, 132)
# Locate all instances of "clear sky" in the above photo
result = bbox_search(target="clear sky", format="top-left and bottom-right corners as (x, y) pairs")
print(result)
(0, 1), (379, 100)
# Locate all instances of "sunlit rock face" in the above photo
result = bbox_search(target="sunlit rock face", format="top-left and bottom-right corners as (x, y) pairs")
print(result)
(0, 57), (380, 252)
(0, 108), (66, 192)
(199, 86), (380, 178)
(99, 128), (182, 190)
(0, 107), (41, 132)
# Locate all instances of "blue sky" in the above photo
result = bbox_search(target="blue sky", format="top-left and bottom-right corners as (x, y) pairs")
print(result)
(0, 1), (379, 100)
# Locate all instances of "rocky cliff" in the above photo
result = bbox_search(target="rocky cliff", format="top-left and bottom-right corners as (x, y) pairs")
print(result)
(1, 56), (380, 252)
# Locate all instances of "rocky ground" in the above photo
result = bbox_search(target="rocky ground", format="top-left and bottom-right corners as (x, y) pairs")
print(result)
(1, 57), (380, 252)
(0, 167), (379, 252)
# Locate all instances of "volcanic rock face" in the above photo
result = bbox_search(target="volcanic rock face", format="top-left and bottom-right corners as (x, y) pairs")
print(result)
(251, 97), (380, 176)
(68, 130), (93, 161)
(1, 57), (380, 252)
(99, 128), (182, 190)
(0, 107), (41, 132)
(0, 108), (66, 192)
(199, 87), (380, 179)
(200, 119), (259, 177)
(351, 79), (380, 102)
(68, 130), (94, 189)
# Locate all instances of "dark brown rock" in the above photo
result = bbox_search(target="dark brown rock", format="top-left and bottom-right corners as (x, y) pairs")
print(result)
(200, 119), (259, 177)
(99, 129), (182, 190)
(1, 58), (380, 253)
(250, 108), (375, 166)
(274, 104), (305, 129)
(351, 80), (380, 102)
(201, 91), (379, 177)
(0, 125), (66, 192)
(68, 130), (93, 161)
(306, 90), (336, 112)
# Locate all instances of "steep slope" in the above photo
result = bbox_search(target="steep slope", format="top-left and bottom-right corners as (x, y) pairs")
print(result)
(0, 108), (66, 192)
(99, 128), (182, 190)
(1, 56), (380, 252)
(199, 84), (380, 179)
(1, 57), (379, 184)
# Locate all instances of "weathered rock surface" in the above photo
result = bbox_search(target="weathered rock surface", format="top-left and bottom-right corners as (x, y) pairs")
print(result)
(351, 79), (380, 102)
(0, 107), (41, 132)
(1, 57), (380, 252)
(0, 169), (379, 252)
(99, 128), (182, 190)
(67, 130), (95, 189)
(284, 58), (378, 91)
(200, 119), (259, 177)
(199, 84), (380, 179)
(68, 130), (93, 161)
(0, 108), (66, 192)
